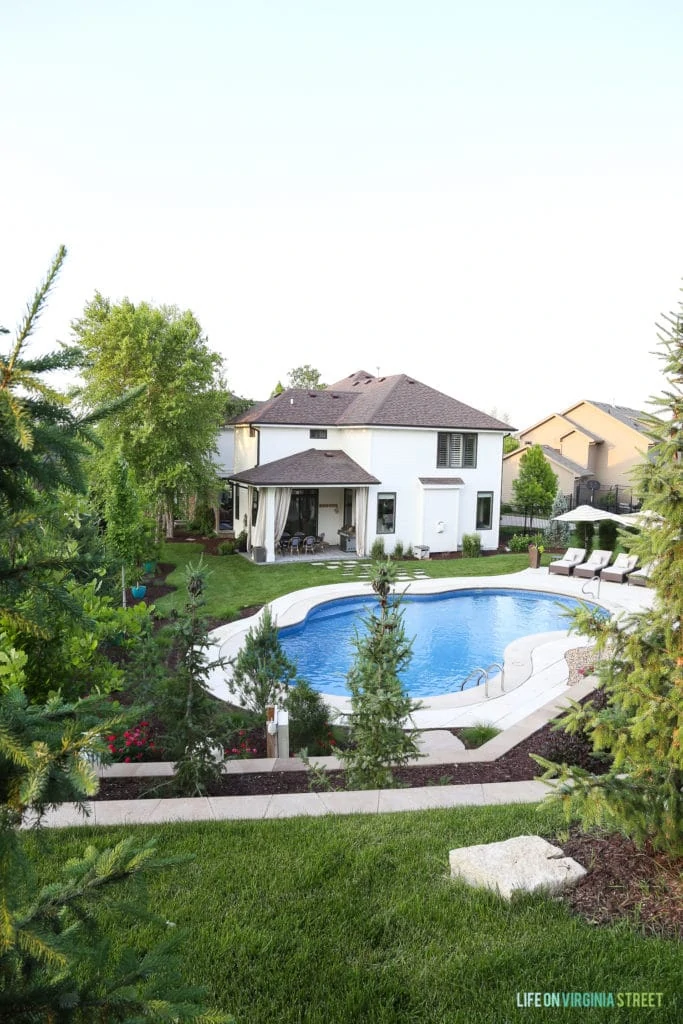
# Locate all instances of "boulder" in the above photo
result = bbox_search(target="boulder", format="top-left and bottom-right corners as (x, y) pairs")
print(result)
(449, 834), (586, 899)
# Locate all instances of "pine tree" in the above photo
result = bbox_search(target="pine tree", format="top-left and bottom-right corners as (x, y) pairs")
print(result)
(157, 557), (234, 795)
(535, 299), (683, 855)
(339, 561), (423, 790)
(512, 444), (558, 524)
(229, 605), (297, 714)
(0, 640), (233, 1022)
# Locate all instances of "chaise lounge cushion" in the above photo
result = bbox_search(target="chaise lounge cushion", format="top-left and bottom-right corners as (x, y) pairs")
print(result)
(548, 548), (586, 576)
(573, 550), (613, 578)
(600, 554), (638, 583)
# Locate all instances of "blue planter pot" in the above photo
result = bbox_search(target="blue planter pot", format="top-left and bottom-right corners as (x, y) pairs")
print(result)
(131, 585), (147, 600)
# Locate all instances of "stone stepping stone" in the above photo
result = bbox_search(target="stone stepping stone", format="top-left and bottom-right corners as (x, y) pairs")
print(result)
(449, 835), (586, 899)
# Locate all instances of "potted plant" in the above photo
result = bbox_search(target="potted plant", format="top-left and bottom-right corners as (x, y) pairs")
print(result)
(528, 542), (544, 569)
(130, 565), (147, 600)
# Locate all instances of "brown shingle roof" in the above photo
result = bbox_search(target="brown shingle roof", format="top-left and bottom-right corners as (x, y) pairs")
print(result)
(234, 373), (512, 430)
(229, 449), (380, 486)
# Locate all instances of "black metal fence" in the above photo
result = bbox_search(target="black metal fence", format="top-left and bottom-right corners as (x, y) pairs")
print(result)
(569, 485), (641, 514)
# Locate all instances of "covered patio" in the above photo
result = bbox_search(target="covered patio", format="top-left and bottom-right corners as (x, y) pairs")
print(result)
(229, 449), (380, 564)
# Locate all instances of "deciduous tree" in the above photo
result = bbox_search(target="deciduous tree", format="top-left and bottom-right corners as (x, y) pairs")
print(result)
(73, 295), (226, 537)
(512, 444), (558, 522)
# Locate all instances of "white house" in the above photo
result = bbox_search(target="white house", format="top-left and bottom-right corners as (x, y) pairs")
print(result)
(227, 370), (511, 563)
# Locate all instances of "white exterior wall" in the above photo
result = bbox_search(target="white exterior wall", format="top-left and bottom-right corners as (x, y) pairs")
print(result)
(228, 422), (504, 554)
(363, 428), (504, 553)
(214, 427), (235, 475)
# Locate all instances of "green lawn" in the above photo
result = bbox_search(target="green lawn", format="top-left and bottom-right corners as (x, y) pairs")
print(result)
(155, 547), (540, 620)
(24, 804), (681, 1023)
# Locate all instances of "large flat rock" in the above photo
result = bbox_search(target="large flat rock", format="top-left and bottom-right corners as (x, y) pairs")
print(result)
(449, 834), (586, 899)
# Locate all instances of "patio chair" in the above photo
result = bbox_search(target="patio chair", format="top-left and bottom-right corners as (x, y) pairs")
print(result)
(548, 548), (586, 576)
(303, 535), (316, 555)
(289, 536), (301, 555)
(628, 561), (655, 586)
(313, 532), (325, 553)
(600, 553), (638, 583)
(277, 534), (291, 554)
(573, 550), (613, 579)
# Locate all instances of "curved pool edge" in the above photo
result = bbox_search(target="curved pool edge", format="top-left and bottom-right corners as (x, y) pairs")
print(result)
(207, 568), (654, 721)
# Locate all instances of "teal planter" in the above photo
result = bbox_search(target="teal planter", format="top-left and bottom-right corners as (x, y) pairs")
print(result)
(131, 584), (147, 600)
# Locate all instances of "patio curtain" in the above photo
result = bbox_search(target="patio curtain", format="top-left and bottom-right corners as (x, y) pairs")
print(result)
(253, 488), (267, 548)
(273, 487), (292, 544)
(355, 487), (368, 557)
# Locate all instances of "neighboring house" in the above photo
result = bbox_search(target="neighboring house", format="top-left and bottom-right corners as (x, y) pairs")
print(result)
(502, 400), (651, 510)
(226, 370), (510, 563)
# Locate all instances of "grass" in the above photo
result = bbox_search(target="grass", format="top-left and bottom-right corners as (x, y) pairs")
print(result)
(458, 723), (502, 748)
(23, 804), (681, 1023)
(155, 547), (539, 620)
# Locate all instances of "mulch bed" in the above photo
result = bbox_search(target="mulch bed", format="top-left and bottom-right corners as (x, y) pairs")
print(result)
(560, 829), (682, 939)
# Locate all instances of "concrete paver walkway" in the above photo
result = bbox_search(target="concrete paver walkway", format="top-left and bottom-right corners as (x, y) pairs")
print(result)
(31, 780), (551, 829)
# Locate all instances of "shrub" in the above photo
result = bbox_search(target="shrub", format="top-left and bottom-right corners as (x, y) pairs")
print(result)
(236, 529), (248, 552)
(508, 533), (531, 553)
(229, 605), (298, 714)
(392, 540), (404, 560)
(461, 533), (481, 558)
(217, 540), (235, 555)
(597, 519), (618, 550)
(107, 720), (159, 762)
(192, 501), (215, 535)
(286, 680), (332, 755)
(370, 537), (385, 560)
(574, 520), (595, 554)
(459, 723), (501, 748)
(545, 492), (572, 547)
(404, 544), (414, 559)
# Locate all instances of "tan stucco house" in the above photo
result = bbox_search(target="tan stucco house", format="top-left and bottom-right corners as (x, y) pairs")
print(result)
(502, 400), (651, 510)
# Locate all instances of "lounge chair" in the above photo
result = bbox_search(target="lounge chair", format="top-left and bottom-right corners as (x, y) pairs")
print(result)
(600, 553), (638, 583)
(548, 548), (586, 576)
(573, 550), (613, 579)
(628, 561), (655, 586)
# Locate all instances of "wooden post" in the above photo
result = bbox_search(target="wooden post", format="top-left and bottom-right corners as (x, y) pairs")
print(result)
(266, 705), (277, 759)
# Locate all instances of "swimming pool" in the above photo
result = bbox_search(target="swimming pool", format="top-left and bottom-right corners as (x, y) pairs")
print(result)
(278, 588), (591, 698)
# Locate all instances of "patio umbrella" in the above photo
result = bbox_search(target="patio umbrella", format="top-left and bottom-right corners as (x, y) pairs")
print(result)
(552, 504), (626, 524)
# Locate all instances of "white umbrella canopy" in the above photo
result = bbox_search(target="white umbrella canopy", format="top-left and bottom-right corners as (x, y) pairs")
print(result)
(552, 504), (626, 524)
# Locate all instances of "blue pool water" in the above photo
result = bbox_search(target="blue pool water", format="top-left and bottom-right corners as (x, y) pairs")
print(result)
(278, 589), (591, 698)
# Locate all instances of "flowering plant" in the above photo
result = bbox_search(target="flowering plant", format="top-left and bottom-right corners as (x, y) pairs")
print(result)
(107, 720), (159, 762)
(224, 729), (260, 759)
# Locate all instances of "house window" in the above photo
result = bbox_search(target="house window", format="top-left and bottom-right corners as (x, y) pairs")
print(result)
(251, 489), (259, 527)
(343, 488), (354, 526)
(285, 489), (319, 537)
(476, 491), (493, 530)
(233, 484), (240, 521)
(310, 428), (327, 439)
(376, 493), (396, 534)
(437, 432), (477, 468)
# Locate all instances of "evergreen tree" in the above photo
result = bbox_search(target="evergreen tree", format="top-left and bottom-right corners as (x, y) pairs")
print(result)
(0, 641), (232, 1022)
(339, 562), (422, 790)
(545, 491), (572, 547)
(157, 558), (233, 795)
(535, 300), (683, 855)
(229, 605), (297, 714)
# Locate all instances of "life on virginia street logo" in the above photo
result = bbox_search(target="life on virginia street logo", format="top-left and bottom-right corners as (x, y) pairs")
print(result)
(515, 991), (665, 1009)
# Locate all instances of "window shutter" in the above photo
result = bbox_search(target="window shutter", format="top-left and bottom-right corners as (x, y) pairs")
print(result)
(437, 433), (448, 467)
(463, 434), (477, 467)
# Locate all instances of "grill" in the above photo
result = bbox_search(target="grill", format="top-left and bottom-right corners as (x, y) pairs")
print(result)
(337, 526), (356, 552)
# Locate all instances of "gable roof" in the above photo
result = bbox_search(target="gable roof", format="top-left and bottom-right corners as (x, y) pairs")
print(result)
(581, 401), (648, 435)
(518, 411), (603, 443)
(234, 372), (512, 431)
(503, 444), (591, 478)
(229, 449), (380, 486)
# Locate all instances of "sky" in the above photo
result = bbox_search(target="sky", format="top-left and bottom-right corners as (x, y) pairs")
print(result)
(3, 0), (683, 429)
